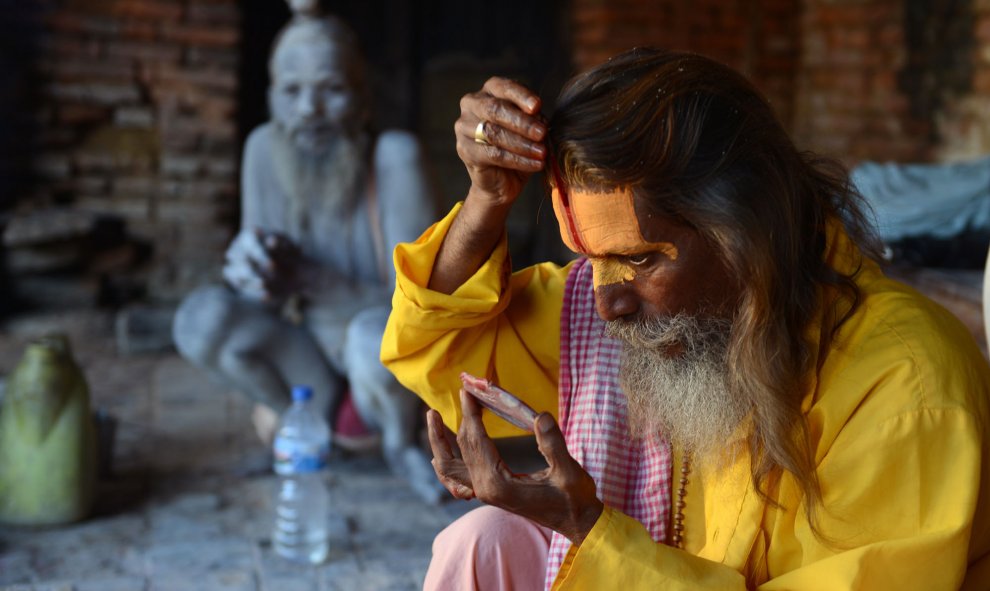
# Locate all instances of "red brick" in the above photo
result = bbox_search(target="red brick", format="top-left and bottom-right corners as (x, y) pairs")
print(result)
(105, 40), (182, 64)
(39, 36), (103, 58)
(839, 28), (870, 50)
(120, 19), (160, 41)
(185, 46), (239, 69)
(143, 64), (238, 93)
(74, 152), (121, 173)
(48, 12), (120, 36)
(870, 71), (897, 93)
(878, 22), (902, 46)
(159, 180), (235, 201)
(114, 107), (156, 128)
(977, 15), (990, 42)
(161, 24), (238, 48)
(57, 104), (112, 125)
(109, 0), (184, 22)
(865, 2), (899, 24)
(161, 154), (209, 178)
(113, 175), (160, 197)
(50, 58), (135, 84)
(74, 175), (112, 196)
(573, 23), (612, 46)
(973, 69), (990, 94)
(203, 157), (236, 178)
(186, 3), (241, 24)
(813, 5), (870, 27)
(74, 196), (151, 222)
(201, 139), (238, 158)
(757, 53), (797, 74)
(48, 82), (141, 105)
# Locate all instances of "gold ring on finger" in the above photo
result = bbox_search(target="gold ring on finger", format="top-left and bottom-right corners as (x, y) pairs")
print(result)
(473, 121), (490, 145)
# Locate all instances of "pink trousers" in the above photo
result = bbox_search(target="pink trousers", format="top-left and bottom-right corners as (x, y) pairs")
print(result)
(424, 505), (553, 591)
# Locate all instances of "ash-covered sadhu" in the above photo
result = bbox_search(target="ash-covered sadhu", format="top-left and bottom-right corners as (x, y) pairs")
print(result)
(381, 47), (990, 590)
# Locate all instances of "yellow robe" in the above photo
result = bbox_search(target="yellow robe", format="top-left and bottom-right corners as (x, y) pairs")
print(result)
(382, 203), (990, 590)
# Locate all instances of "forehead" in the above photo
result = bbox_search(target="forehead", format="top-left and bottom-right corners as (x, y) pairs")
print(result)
(272, 40), (347, 80)
(550, 185), (682, 257)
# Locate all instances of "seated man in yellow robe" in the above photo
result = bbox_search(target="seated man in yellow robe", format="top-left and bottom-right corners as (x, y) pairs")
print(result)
(382, 48), (990, 590)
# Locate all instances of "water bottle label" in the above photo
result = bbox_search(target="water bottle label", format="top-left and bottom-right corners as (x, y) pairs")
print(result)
(273, 438), (329, 474)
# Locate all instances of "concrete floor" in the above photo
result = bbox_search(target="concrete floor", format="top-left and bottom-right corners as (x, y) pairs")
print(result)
(0, 310), (491, 591)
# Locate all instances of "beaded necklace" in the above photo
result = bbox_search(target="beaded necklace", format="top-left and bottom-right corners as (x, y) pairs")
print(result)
(671, 452), (691, 548)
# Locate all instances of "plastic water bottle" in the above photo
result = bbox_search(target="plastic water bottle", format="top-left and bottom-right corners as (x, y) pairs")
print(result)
(272, 385), (331, 564)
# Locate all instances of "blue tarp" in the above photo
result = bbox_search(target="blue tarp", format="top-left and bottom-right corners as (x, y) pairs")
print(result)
(851, 156), (990, 242)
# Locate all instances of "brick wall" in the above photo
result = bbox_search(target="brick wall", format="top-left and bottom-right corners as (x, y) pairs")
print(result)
(10, 0), (240, 305)
(793, 0), (938, 163)
(570, 0), (985, 165)
(570, 0), (801, 145)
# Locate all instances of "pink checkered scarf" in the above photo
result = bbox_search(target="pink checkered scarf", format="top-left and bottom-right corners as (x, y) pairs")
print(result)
(544, 257), (673, 589)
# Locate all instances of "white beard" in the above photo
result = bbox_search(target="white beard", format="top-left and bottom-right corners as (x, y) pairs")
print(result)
(605, 314), (748, 462)
(270, 124), (370, 240)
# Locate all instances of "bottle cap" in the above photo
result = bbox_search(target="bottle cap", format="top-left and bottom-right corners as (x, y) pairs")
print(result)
(291, 385), (313, 402)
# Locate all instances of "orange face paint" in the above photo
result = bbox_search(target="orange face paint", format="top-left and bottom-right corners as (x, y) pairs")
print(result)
(589, 257), (635, 290)
(550, 185), (678, 288)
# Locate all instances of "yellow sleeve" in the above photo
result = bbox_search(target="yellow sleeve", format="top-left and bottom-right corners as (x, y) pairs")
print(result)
(553, 507), (746, 590)
(381, 202), (573, 437)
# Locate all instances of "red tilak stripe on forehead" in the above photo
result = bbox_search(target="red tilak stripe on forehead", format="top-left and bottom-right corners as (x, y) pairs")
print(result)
(549, 153), (588, 253)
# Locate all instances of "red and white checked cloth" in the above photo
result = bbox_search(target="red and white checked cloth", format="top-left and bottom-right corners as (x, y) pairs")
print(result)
(544, 257), (674, 589)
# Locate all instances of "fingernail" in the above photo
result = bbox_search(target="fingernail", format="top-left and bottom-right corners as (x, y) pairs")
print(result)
(527, 97), (539, 111)
(532, 125), (546, 140)
(537, 414), (554, 433)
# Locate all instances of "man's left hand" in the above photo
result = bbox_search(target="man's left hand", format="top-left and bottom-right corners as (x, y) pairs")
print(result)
(427, 390), (604, 546)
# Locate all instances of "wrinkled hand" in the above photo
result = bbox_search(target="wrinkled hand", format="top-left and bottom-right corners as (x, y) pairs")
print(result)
(427, 390), (604, 546)
(223, 228), (308, 303)
(455, 77), (548, 209)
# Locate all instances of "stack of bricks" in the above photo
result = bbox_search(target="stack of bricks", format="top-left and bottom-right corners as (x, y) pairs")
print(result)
(22, 0), (241, 303)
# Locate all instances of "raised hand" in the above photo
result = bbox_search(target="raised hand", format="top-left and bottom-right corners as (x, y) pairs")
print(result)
(454, 77), (548, 208)
(427, 390), (604, 546)
(428, 79), (548, 295)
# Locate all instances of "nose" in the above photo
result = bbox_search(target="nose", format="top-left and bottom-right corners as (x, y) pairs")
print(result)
(296, 87), (320, 119)
(594, 283), (639, 322)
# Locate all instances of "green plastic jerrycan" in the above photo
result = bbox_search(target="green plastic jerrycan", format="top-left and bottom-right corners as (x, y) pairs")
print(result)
(0, 334), (97, 525)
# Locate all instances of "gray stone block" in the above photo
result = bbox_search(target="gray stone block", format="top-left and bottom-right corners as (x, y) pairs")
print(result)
(115, 305), (177, 355)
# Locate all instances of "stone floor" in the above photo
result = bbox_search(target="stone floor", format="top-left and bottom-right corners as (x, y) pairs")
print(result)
(0, 310), (501, 591)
